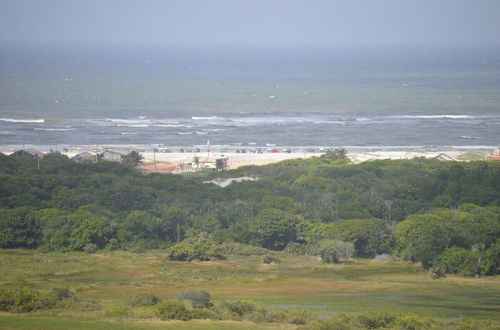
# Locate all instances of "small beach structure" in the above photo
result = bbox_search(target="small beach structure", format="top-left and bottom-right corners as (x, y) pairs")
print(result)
(9, 149), (44, 159)
(100, 149), (128, 162)
(434, 153), (456, 162)
(71, 152), (97, 163)
(216, 155), (229, 171)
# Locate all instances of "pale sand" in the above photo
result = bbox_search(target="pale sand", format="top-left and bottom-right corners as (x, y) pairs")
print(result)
(8, 149), (491, 173)
(136, 150), (487, 173)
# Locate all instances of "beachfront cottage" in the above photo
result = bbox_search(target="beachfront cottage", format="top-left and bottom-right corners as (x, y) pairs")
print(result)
(100, 150), (128, 162)
(9, 149), (44, 159)
(71, 152), (97, 163)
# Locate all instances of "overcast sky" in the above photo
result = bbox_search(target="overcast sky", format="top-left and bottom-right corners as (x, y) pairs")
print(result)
(1, 0), (499, 47)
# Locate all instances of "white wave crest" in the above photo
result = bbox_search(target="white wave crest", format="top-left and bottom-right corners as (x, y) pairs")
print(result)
(313, 120), (346, 125)
(1, 118), (45, 123)
(117, 124), (149, 128)
(153, 124), (192, 128)
(106, 118), (152, 124)
(192, 116), (220, 120)
(34, 128), (75, 131)
(398, 115), (475, 119)
(458, 135), (481, 139)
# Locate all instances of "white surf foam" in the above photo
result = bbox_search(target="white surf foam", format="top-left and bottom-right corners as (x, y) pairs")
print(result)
(116, 124), (149, 128)
(192, 116), (220, 120)
(34, 128), (75, 131)
(397, 115), (476, 119)
(1, 118), (45, 123)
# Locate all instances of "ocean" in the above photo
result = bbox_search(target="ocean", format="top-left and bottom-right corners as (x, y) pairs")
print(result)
(1, 44), (499, 149)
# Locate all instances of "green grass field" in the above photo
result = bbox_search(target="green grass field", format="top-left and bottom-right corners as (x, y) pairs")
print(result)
(0, 249), (498, 329)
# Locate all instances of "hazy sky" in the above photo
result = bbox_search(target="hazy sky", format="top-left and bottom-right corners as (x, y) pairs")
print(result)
(1, 0), (499, 47)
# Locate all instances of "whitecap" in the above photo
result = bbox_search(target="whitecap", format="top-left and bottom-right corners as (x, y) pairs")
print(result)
(153, 124), (192, 128)
(203, 128), (226, 132)
(191, 116), (219, 120)
(116, 124), (149, 128)
(0, 118), (45, 123)
(398, 115), (475, 119)
(34, 128), (75, 131)
(356, 117), (370, 122)
(106, 118), (151, 124)
(313, 120), (346, 125)
(458, 136), (481, 139)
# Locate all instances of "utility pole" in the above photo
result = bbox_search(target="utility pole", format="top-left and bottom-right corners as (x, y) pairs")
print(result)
(207, 140), (210, 159)
(153, 148), (157, 170)
(37, 157), (40, 170)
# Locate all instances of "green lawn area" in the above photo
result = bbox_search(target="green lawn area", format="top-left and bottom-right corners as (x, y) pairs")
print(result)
(0, 249), (498, 328)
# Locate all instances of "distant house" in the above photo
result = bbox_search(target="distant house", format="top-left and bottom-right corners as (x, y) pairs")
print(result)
(71, 152), (97, 163)
(9, 149), (44, 160)
(100, 150), (128, 162)
(434, 153), (456, 162)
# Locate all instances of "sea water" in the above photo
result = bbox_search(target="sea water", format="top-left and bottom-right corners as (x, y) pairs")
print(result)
(1, 44), (499, 149)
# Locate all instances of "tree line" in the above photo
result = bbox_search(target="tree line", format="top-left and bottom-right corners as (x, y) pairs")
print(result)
(0, 151), (498, 275)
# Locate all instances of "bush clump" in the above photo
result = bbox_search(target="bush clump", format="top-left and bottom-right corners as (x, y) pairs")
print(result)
(50, 288), (78, 303)
(176, 290), (211, 308)
(165, 234), (225, 261)
(357, 312), (398, 329)
(0, 288), (53, 313)
(318, 240), (354, 263)
(156, 301), (192, 321)
(433, 247), (481, 276)
(127, 293), (160, 307)
(224, 300), (257, 318)
(219, 242), (268, 256)
(263, 255), (281, 264)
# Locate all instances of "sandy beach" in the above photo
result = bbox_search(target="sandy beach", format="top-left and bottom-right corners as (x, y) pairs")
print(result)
(2, 145), (496, 174)
(136, 149), (493, 173)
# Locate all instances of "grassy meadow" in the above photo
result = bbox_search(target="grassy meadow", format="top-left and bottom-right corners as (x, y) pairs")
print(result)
(0, 249), (498, 329)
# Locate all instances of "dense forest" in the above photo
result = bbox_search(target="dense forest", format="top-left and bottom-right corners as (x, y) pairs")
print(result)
(0, 151), (499, 276)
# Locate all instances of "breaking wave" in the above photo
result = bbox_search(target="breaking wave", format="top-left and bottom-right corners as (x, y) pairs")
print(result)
(1, 118), (45, 123)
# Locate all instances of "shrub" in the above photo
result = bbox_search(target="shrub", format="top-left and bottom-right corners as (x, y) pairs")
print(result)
(165, 234), (224, 261)
(313, 313), (356, 330)
(225, 300), (256, 317)
(434, 247), (481, 276)
(287, 309), (312, 325)
(176, 290), (211, 308)
(263, 255), (281, 264)
(394, 313), (427, 330)
(127, 293), (160, 307)
(283, 242), (307, 255)
(83, 243), (98, 254)
(105, 238), (120, 251)
(219, 242), (268, 256)
(156, 301), (192, 321)
(357, 312), (398, 329)
(50, 288), (78, 303)
(318, 240), (354, 263)
(0, 288), (53, 313)
(482, 240), (500, 276)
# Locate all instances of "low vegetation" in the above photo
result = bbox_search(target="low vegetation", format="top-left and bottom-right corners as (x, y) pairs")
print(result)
(0, 152), (499, 328)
